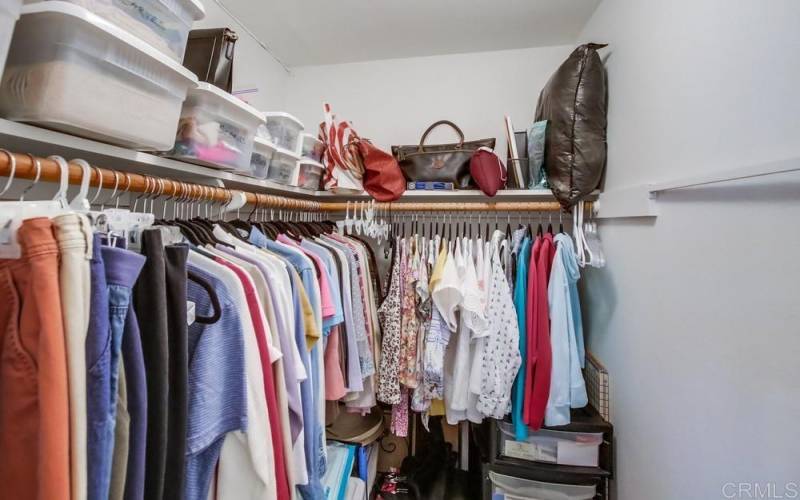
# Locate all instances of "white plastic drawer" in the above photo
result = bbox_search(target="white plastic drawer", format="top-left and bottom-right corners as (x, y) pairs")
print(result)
(0, 2), (198, 151)
(498, 421), (602, 467)
(489, 472), (596, 500)
(30, 0), (205, 61)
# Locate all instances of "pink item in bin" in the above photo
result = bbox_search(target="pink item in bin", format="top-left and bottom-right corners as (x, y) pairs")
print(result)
(193, 143), (239, 165)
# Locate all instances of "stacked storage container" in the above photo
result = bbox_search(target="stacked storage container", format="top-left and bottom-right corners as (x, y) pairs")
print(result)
(263, 111), (304, 151)
(259, 111), (314, 188)
(297, 132), (324, 162)
(266, 145), (301, 186)
(293, 132), (324, 190)
(485, 408), (613, 500)
(0, 1), (199, 150)
(28, 0), (206, 61)
(167, 82), (265, 172)
(294, 158), (324, 190)
(248, 135), (277, 179)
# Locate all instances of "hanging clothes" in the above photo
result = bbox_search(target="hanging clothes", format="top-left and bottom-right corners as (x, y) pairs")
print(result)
(544, 233), (589, 427)
(0, 180), (597, 500)
(0, 218), (71, 500)
(511, 236), (532, 440)
(476, 232), (522, 419)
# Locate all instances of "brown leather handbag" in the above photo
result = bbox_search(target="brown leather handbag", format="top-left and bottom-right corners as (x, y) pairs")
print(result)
(392, 120), (495, 189)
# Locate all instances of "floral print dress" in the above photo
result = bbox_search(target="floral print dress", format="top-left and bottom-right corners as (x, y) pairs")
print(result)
(377, 238), (403, 405)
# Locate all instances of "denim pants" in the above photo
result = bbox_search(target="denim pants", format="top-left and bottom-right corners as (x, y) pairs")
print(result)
(87, 244), (145, 500)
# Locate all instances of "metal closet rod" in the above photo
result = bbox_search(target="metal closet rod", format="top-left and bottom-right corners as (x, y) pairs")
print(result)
(0, 150), (575, 212)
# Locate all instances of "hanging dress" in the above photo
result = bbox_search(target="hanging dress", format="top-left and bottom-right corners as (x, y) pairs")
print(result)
(377, 238), (403, 405)
(399, 237), (420, 388)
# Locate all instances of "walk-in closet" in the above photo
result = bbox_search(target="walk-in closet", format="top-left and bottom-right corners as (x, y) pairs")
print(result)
(0, 1), (797, 500)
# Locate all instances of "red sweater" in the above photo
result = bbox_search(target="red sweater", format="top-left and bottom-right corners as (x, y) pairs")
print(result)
(523, 233), (555, 429)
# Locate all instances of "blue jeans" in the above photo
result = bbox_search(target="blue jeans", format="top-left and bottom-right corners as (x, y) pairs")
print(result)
(87, 245), (145, 500)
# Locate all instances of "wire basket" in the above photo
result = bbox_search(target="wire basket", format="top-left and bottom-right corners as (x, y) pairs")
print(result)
(584, 351), (610, 422)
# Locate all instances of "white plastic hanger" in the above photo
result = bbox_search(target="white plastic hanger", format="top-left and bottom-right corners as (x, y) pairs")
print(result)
(584, 205), (606, 267)
(49, 156), (71, 210)
(0, 155), (68, 258)
(68, 159), (92, 211)
(0, 149), (16, 199)
(354, 201), (364, 236)
(574, 203), (588, 267)
(342, 201), (354, 234)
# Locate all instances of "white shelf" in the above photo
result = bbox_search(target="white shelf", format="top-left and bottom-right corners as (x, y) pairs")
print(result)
(317, 188), (569, 202)
(0, 118), (580, 204)
(0, 118), (319, 198)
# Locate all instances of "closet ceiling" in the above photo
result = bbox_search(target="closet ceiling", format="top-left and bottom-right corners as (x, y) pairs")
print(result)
(218, 0), (602, 66)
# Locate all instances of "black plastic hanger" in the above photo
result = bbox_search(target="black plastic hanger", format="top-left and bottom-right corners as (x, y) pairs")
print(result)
(188, 271), (222, 324)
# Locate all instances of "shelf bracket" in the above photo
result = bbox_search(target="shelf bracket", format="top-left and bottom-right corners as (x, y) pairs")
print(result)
(595, 156), (800, 219)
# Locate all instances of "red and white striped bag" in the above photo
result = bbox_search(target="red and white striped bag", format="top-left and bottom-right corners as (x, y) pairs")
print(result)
(319, 103), (364, 193)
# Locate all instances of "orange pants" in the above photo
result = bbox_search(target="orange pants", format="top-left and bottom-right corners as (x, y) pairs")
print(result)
(0, 217), (71, 500)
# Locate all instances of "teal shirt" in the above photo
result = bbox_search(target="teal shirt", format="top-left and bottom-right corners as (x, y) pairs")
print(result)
(511, 236), (532, 440)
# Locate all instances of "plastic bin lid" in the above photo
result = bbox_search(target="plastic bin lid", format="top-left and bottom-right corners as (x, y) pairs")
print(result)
(191, 82), (266, 123)
(20, 1), (198, 86)
(184, 0), (206, 21)
(253, 135), (278, 151)
(263, 111), (304, 129)
(301, 132), (323, 143)
(298, 158), (324, 168)
(273, 144), (301, 160)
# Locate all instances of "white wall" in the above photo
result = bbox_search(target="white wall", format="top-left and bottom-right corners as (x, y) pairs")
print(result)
(578, 1), (800, 499)
(193, 0), (289, 110)
(285, 45), (573, 157)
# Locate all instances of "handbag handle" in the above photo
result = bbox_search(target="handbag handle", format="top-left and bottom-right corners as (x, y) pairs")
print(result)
(418, 120), (465, 152)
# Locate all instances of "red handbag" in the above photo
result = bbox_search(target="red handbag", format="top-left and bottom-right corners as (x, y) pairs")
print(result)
(357, 139), (406, 202)
(470, 147), (507, 196)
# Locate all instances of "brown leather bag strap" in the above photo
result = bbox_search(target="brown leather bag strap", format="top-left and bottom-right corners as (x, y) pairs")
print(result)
(418, 120), (465, 151)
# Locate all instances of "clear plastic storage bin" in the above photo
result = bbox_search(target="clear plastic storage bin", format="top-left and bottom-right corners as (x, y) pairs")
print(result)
(0, 2), (198, 151)
(266, 146), (300, 185)
(248, 136), (276, 179)
(297, 132), (324, 162)
(30, 0), (205, 61)
(498, 421), (602, 467)
(168, 82), (265, 171)
(263, 111), (303, 152)
(489, 472), (596, 500)
(0, 0), (23, 81)
(294, 158), (324, 190)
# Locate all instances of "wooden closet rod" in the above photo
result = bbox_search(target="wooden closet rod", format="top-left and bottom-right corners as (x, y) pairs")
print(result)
(317, 201), (571, 212)
(0, 149), (575, 212)
(0, 149), (322, 211)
